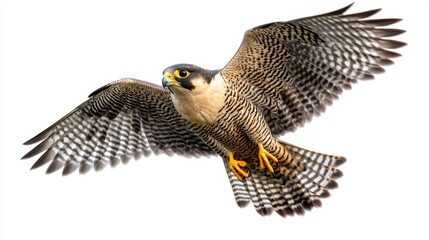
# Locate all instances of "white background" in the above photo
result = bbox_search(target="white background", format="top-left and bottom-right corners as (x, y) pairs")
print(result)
(1, 0), (427, 239)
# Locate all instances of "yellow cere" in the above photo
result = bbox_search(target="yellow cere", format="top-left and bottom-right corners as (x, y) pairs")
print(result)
(163, 72), (174, 81)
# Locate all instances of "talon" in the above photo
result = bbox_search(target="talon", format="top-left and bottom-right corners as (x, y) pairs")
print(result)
(229, 152), (248, 181)
(258, 144), (278, 173)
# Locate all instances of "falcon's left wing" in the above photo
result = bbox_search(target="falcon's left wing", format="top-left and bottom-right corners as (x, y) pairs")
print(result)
(21, 78), (215, 175)
(220, 4), (405, 136)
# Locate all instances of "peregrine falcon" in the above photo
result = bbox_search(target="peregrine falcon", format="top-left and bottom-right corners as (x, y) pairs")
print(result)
(21, 4), (405, 217)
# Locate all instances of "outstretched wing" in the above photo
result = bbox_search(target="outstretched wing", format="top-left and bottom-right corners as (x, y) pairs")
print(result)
(21, 78), (215, 175)
(220, 4), (406, 136)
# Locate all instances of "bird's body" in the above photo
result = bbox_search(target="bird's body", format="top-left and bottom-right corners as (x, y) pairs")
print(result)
(165, 65), (302, 178)
(21, 4), (405, 217)
(186, 77), (282, 164)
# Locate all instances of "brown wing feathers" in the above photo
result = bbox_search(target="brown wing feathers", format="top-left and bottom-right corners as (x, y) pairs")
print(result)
(21, 79), (215, 175)
(221, 4), (405, 136)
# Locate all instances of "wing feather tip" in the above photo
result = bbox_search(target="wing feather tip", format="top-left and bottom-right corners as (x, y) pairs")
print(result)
(30, 149), (55, 170)
(331, 169), (344, 179)
(293, 205), (305, 216)
(360, 72), (375, 80)
(79, 162), (93, 174)
(378, 58), (394, 66)
(378, 39), (407, 49)
(325, 180), (339, 190)
(21, 138), (53, 160)
(335, 157), (347, 167)
(21, 151), (36, 160)
(373, 28), (406, 38)
(256, 207), (274, 217)
(236, 200), (250, 208)
(302, 199), (316, 211)
(369, 65), (385, 74)
(283, 207), (295, 217)
(319, 189), (331, 198)
(62, 162), (79, 176)
(46, 159), (64, 174)
(344, 8), (381, 20)
(322, 3), (354, 17)
(313, 199), (322, 208)
(377, 48), (402, 58)
(362, 18), (403, 27)
(23, 132), (49, 145)
(110, 157), (121, 168)
(94, 160), (108, 172)
(275, 209), (288, 218)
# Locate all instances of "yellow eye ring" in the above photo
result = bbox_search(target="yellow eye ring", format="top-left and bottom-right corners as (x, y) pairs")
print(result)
(174, 69), (189, 78)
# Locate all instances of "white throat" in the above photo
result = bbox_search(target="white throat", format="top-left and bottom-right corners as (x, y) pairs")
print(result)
(171, 73), (226, 125)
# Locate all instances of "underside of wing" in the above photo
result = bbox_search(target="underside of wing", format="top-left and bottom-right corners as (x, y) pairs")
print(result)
(21, 78), (215, 175)
(221, 4), (406, 136)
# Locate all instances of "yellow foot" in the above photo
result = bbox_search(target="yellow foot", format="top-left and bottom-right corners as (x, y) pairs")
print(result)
(229, 152), (248, 181)
(258, 144), (278, 173)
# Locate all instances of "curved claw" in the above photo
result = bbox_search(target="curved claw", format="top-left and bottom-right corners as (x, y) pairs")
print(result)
(258, 144), (278, 173)
(229, 152), (249, 181)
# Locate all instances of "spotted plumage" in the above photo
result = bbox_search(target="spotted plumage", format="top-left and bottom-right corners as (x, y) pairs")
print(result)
(22, 4), (405, 217)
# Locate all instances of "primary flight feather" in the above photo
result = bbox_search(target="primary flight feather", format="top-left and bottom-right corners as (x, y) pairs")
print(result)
(22, 4), (405, 217)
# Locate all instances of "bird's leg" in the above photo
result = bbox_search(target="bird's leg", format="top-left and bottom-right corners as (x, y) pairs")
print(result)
(257, 143), (278, 173)
(228, 152), (248, 181)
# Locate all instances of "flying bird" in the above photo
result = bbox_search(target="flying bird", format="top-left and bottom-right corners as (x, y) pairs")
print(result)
(21, 4), (405, 217)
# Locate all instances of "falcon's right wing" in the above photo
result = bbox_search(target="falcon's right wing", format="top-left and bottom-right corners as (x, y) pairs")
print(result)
(21, 78), (215, 175)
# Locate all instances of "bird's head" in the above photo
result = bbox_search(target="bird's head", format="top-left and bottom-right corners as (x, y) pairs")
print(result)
(162, 64), (217, 94)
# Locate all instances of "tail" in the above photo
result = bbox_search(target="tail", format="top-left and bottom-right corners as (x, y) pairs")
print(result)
(223, 140), (345, 217)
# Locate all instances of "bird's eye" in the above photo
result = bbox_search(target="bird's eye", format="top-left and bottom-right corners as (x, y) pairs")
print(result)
(179, 70), (187, 77)
(175, 69), (189, 78)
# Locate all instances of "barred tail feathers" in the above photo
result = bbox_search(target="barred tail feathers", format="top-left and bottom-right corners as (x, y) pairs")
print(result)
(224, 140), (345, 217)
(280, 140), (346, 197)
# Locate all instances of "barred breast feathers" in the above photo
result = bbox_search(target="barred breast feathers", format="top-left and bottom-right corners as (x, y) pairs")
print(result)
(171, 73), (227, 125)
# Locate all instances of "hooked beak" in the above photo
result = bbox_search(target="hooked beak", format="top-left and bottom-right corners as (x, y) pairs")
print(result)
(162, 72), (178, 91)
